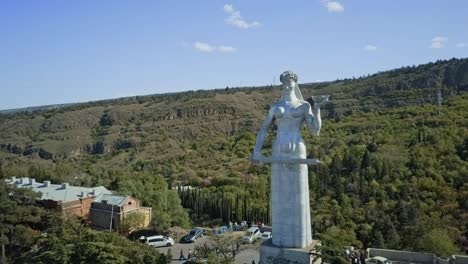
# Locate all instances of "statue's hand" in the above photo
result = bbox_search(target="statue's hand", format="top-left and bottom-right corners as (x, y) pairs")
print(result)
(310, 95), (330, 106)
(251, 152), (265, 165)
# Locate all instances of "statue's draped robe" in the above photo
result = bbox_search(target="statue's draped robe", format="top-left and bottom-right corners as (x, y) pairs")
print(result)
(271, 127), (313, 248)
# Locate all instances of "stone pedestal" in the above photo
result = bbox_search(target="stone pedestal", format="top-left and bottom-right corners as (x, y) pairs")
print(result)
(259, 239), (321, 264)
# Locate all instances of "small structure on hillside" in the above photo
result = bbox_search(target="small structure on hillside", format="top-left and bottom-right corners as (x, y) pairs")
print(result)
(5, 177), (152, 231)
(90, 193), (152, 231)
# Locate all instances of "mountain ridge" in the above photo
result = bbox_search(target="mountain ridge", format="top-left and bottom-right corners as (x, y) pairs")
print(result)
(0, 57), (467, 162)
(2, 57), (466, 114)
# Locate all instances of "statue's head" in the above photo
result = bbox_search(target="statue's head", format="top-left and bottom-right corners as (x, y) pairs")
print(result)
(279, 71), (303, 100)
(280, 71), (298, 85)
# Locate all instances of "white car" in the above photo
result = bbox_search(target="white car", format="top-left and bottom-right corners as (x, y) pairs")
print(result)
(141, 235), (175, 248)
(260, 231), (272, 241)
(365, 256), (391, 264)
(241, 227), (261, 243)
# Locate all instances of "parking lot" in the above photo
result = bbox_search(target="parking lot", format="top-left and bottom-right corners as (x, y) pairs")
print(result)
(155, 234), (260, 264)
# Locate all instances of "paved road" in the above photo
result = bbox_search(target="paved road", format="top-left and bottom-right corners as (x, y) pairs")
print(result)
(235, 248), (260, 264)
(155, 236), (260, 264)
(155, 236), (210, 263)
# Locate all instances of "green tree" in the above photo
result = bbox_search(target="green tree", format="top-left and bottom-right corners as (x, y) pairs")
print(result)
(420, 229), (460, 257)
(30, 222), (169, 264)
(318, 226), (362, 264)
(118, 212), (145, 235)
(195, 233), (238, 264)
(0, 181), (46, 262)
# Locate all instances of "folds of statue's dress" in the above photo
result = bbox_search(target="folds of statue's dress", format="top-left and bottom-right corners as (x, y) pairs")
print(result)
(271, 107), (313, 248)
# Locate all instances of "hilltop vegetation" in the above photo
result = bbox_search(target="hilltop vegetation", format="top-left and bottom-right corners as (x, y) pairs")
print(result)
(0, 58), (467, 161)
(0, 58), (467, 258)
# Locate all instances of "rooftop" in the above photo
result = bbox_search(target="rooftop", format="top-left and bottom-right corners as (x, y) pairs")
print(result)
(93, 193), (131, 206)
(5, 176), (112, 203)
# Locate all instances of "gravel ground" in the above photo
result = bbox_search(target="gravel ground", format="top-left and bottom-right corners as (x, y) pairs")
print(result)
(235, 248), (260, 264)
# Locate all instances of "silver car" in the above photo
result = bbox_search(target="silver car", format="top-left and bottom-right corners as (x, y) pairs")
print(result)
(260, 231), (272, 241)
(184, 228), (204, 243)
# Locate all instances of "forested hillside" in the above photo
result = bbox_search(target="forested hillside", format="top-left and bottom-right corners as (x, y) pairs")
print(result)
(0, 58), (467, 256)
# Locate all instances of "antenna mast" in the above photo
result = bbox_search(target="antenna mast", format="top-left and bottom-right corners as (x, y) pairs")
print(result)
(432, 70), (444, 116)
(437, 87), (442, 116)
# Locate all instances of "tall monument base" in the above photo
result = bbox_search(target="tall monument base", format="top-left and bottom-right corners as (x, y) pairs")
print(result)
(259, 239), (321, 264)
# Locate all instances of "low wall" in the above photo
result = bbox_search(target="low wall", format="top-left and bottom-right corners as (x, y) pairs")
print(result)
(367, 248), (467, 264)
(367, 248), (434, 263)
(453, 255), (468, 264)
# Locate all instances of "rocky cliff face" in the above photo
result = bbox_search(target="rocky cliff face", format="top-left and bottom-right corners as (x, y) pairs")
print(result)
(0, 143), (23, 155)
(0, 143), (55, 160)
(0, 91), (269, 159)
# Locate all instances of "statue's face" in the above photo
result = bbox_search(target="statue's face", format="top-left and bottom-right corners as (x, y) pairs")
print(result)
(280, 71), (297, 89)
(282, 74), (296, 90)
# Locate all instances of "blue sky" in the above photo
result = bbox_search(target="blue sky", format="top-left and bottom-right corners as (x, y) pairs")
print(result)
(1, 0), (467, 110)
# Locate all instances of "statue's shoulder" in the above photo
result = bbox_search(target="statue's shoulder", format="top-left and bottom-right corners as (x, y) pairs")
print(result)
(299, 100), (312, 111)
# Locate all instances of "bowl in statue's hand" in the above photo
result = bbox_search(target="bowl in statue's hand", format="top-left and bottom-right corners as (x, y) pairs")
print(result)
(310, 95), (330, 105)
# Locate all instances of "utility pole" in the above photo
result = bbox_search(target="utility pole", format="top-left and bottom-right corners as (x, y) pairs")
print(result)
(1, 231), (5, 264)
(437, 88), (442, 116)
(109, 202), (114, 232)
(432, 69), (444, 116)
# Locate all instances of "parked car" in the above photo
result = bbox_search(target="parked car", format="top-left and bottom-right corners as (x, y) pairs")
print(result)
(183, 258), (207, 264)
(365, 256), (391, 264)
(184, 228), (204, 243)
(260, 231), (272, 241)
(141, 235), (174, 248)
(241, 227), (261, 243)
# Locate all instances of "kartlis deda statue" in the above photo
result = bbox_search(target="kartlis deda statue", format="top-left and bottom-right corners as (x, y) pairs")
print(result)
(252, 71), (329, 248)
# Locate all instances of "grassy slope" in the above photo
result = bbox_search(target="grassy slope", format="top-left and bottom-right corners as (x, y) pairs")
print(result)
(0, 57), (466, 185)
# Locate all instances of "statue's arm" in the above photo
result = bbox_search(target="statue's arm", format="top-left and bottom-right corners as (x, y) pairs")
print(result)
(253, 107), (275, 159)
(305, 102), (322, 136)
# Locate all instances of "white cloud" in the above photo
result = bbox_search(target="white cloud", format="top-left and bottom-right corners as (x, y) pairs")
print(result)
(193, 42), (236, 53)
(430, 36), (448, 49)
(456, 42), (467, 48)
(194, 42), (216, 53)
(223, 4), (234, 13)
(322, 0), (344, 13)
(223, 4), (260, 29)
(218, 46), (236, 53)
(364, 44), (377, 51)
